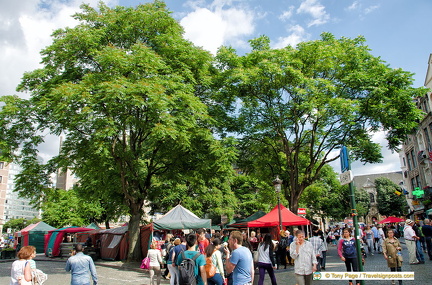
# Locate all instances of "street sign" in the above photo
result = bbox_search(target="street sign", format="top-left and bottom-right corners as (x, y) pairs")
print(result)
(297, 208), (307, 215)
(340, 146), (349, 172)
(340, 170), (353, 185)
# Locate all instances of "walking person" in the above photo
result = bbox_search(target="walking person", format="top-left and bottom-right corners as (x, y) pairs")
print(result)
(205, 238), (225, 285)
(257, 233), (277, 285)
(168, 238), (181, 285)
(148, 242), (164, 285)
(224, 230), (254, 285)
(338, 228), (360, 285)
(65, 244), (98, 285)
(285, 230), (294, 266)
(403, 219), (419, 265)
(371, 225), (379, 253)
(412, 221), (425, 264)
(318, 230), (328, 270)
(421, 218), (432, 261)
(308, 231), (324, 271)
(176, 234), (207, 285)
(290, 230), (318, 285)
(10, 246), (35, 285)
(377, 225), (385, 253)
(382, 229), (403, 285)
(276, 230), (289, 269)
(364, 226), (374, 256)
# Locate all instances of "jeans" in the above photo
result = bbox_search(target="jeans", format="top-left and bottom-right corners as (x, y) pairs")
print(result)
(425, 236), (432, 260)
(415, 240), (425, 262)
(208, 273), (224, 285)
(320, 251), (327, 269)
(167, 264), (178, 285)
(366, 238), (374, 254)
(257, 262), (277, 285)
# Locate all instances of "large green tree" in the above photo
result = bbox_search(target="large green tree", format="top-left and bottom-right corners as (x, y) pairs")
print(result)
(375, 177), (407, 216)
(215, 33), (425, 212)
(41, 188), (104, 228)
(3, 217), (41, 232)
(0, 1), (236, 260)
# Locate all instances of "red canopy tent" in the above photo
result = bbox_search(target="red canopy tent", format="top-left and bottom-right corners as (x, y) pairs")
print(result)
(378, 217), (405, 224)
(247, 204), (311, 227)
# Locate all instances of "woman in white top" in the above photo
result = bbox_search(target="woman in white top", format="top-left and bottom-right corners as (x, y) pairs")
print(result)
(205, 238), (225, 285)
(10, 245), (35, 285)
(147, 242), (163, 285)
(257, 233), (277, 285)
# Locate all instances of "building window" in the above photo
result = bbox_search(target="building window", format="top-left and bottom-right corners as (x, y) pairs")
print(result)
(369, 193), (375, 203)
(425, 128), (431, 148)
(0, 176), (2, 183)
(406, 153), (412, 170)
(0, 162), (3, 169)
(410, 149), (417, 168)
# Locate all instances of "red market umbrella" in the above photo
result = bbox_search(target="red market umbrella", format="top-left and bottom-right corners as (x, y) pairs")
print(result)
(378, 217), (405, 224)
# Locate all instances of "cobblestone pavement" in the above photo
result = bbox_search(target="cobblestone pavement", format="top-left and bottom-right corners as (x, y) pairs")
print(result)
(1, 238), (430, 284)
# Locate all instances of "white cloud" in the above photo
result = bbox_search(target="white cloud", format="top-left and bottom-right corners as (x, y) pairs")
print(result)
(344, 1), (381, 18)
(180, 8), (227, 53)
(0, 0), (117, 160)
(279, 6), (295, 21)
(297, 0), (330, 27)
(329, 131), (402, 176)
(364, 5), (380, 14)
(180, 1), (255, 54)
(273, 25), (309, 49)
(346, 1), (360, 11)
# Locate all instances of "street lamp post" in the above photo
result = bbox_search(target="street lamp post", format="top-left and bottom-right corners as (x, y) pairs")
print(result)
(273, 176), (283, 231)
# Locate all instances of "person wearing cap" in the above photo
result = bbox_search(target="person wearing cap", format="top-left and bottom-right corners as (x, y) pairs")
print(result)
(65, 243), (98, 285)
(403, 219), (420, 265)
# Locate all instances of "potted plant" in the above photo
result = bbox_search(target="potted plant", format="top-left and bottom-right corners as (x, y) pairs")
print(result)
(1, 247), (16, 259)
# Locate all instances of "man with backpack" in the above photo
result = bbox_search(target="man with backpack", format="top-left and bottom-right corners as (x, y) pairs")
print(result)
(176, 234), (207, 285)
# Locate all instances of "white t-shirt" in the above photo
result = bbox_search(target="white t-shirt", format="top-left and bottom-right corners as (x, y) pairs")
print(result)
(258, 243), (272, 264)
(147, 249), (163, 267)
(10, 259), (28, 285)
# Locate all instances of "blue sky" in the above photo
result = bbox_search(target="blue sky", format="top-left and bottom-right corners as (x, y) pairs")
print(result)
(1, 0), (431, 175)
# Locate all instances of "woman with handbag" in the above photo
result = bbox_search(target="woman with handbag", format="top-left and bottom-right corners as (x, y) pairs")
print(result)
(148, 242), (163, 285)
(205, 238), (225, 285)
(10, 246), (35, 285)
(382, 230), (403, 285)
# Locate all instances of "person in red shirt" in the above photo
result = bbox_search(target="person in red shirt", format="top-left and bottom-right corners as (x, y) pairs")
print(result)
(197, 228), (210, 254)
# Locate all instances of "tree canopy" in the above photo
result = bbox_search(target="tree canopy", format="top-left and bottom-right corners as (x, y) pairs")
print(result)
(0, 1), (237, 260)
(375, 177), (407, 216)
(214, 33), (425, 212)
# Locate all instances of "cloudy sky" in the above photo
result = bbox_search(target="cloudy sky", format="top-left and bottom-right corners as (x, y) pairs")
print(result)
(1, 0), (431, 175)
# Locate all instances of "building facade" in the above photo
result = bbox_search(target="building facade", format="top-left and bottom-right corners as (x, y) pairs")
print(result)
(398, 54), (432, 220)
(0, 161), (41, 233)
(353, 171), (404, 224)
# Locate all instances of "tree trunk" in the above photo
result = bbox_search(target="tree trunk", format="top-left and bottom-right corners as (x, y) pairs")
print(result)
(105, 220), (110, 229)
(290, 195), (299, 215)
(127, 210), (142, 261)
